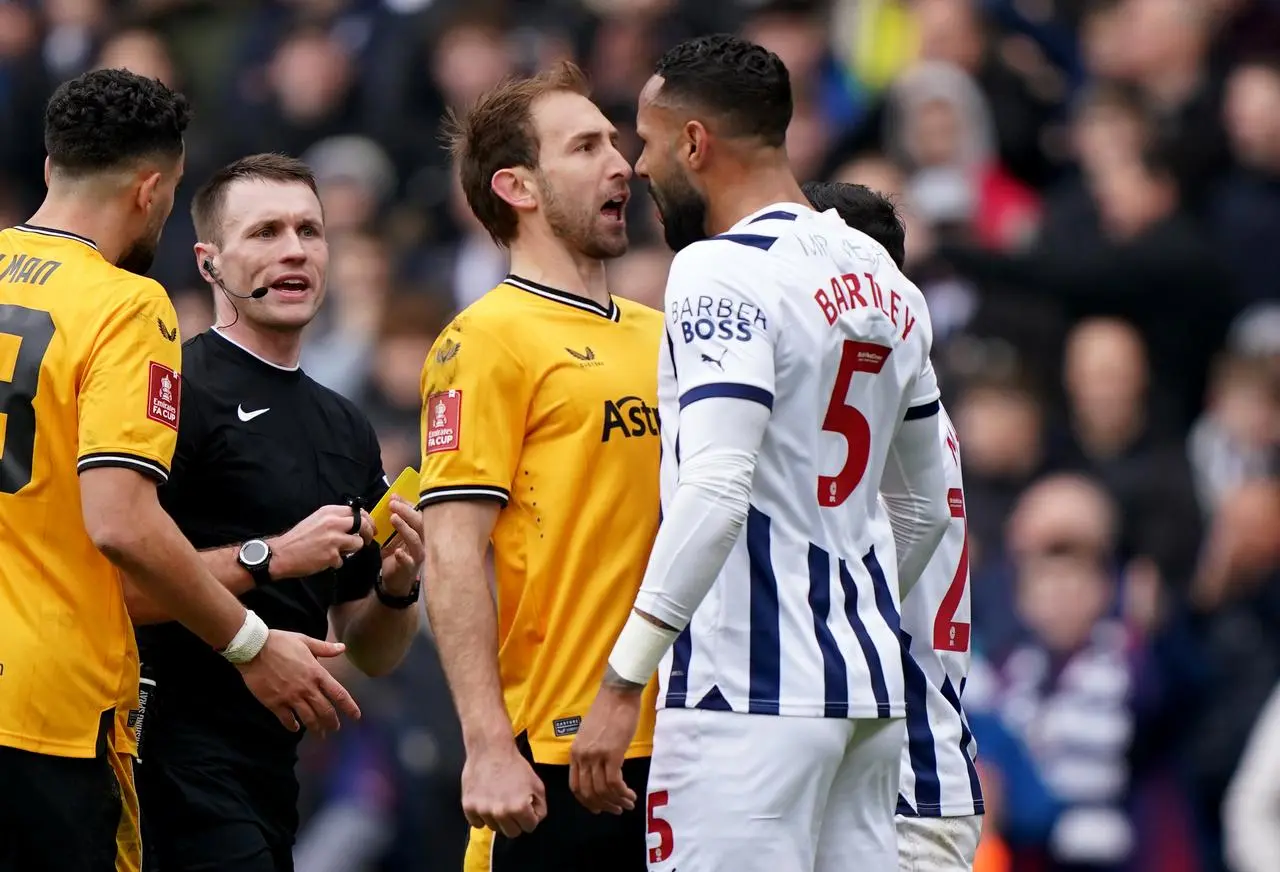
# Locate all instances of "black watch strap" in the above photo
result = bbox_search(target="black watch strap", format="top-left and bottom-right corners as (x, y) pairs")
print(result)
(374, 574), (420, 609)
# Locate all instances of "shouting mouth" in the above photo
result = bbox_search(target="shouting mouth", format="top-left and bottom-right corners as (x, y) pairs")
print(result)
(600, 193), (627, 225)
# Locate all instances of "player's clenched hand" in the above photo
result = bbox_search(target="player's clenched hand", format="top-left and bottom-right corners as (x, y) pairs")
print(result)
(270, 505), (374, 576)
(461, 743), (548, 837)
(569, 685), (641, 815)
(237, 630), (362, 735)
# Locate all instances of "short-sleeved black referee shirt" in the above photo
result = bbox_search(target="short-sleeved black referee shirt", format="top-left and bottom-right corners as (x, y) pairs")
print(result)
(136, 328), (387, 841)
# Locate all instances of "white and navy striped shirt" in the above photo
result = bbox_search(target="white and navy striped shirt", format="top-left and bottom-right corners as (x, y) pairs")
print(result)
(653, 203), (941, 719)
(896, 405), (984, 817)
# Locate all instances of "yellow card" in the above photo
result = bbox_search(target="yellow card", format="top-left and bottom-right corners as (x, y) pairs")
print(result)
(371, 467), (419, 546)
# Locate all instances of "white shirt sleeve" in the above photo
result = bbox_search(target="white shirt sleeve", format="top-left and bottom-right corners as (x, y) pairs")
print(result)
(881, 410), (950, 598)
(632, 396), (770, 629)
(906, 353), (942, 416)
(880, 357), (948, 597)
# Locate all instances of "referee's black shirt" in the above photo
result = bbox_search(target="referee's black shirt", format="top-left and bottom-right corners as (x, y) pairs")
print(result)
(136, 328), (387, 843)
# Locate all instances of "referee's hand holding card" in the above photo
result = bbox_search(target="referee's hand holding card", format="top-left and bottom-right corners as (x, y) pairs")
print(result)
(376, 495), (426, 595)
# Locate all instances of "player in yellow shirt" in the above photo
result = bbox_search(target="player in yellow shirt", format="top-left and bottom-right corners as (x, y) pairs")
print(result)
(0, 69), (359, 872)
(419, 61), (662, 871)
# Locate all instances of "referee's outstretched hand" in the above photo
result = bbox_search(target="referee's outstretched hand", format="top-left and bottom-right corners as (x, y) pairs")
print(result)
(237, 630), (361, 734)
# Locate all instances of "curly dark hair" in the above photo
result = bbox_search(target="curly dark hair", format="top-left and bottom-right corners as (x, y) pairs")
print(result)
(803, 181), (906, 270)
(652, 34), (792, 148)
(43, 68), (191, 175)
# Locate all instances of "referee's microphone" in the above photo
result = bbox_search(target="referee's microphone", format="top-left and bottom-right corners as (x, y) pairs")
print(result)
(203, 260), (269, 299)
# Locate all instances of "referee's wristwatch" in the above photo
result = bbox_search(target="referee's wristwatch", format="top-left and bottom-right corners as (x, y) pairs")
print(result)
(374, 572), (420, 610)
(237, 538), (273, 586)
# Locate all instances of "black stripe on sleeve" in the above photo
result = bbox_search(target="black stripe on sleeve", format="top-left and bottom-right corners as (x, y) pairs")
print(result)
(77, 452), (170, 483)
(416, 484), (510, 510)
(904, 399), (941, 421)
(679, 382), (775, 411)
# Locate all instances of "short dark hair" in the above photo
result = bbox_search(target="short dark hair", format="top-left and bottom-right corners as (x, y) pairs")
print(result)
(803, 181), (906, 270)
(44, 68), (190, 176)
(444, 61), (592, 247)
(652, 34), (792, 148)
(191, 153), (319, 244)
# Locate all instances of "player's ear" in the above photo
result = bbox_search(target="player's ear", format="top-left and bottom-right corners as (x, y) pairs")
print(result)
(491, 167), (537, 213)
(683, 120), (710, 172)
(43, 156), (52, 187)
(135, 170), (162, 213)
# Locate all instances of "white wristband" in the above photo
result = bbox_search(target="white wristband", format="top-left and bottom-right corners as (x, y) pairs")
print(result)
(219, 609), (269, 665)
(608, 612), (680, 686)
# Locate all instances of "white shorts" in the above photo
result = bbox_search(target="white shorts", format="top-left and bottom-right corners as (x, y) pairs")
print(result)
(646, 707), (905, 872)
(896, 814), (984, 872)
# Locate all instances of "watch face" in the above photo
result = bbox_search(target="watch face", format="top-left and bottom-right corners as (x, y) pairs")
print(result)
(241, 539), (269, 567)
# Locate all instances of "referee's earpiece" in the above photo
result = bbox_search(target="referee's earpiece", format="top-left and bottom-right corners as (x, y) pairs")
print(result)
(202, 259), (216, 281)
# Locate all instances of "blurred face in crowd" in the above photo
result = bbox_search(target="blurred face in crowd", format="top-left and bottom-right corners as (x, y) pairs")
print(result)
(741, 12), (825, 92)
(1214, 482), (1280, 578)
(1090, 157), (1173, 240)
(907, 98), (964, 169)
(269, 29), (350, 122)
(525, 91), (632, 259)
(635, 75), (710, 252)
(1017, 552), (1113, 654)
(1225, 64), (1280, 171)
(115, 151), (184, 276)
(1008, 474), (1117, 651)
(1064, 318), (1149, 446)
(1123, 0), (1209, 79)
(96, 28), (177, 86)
(330, 233), (390, 313)
(433, 23), (512, 111)
(913, 0), (984, 73)
(1073, 96), (1148, 173)
(1080, 2), (1135, 80)
(953, 385), (1043, 480)
(203, 179), (329, 332)
(1007, 474), (1117, 568)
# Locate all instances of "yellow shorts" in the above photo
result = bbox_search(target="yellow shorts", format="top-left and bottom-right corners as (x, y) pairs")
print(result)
(463, 825), (494, 872)
(109, 743), (142, 872)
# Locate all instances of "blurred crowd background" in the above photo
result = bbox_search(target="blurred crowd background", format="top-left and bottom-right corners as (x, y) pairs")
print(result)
(4, 0), (1280, 869)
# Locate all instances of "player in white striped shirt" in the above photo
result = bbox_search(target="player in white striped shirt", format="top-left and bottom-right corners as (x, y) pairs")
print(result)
(804, 181), (984, 871)
(570, 37), (953, 872)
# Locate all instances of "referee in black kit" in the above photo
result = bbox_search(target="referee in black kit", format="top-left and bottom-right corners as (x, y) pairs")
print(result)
(123, 154), (424, 872)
